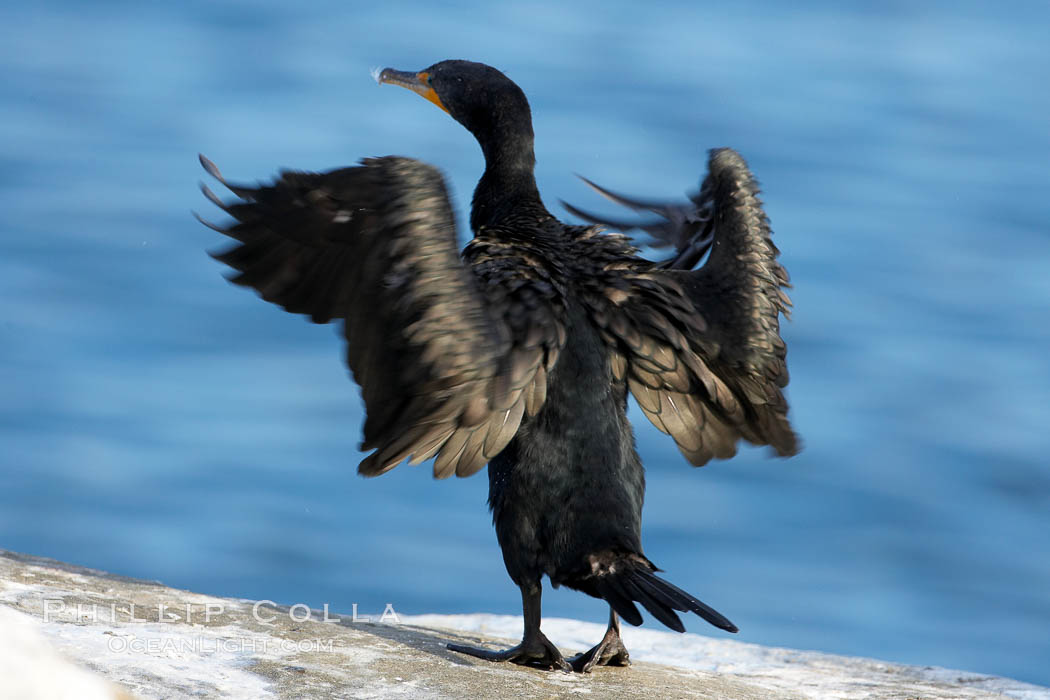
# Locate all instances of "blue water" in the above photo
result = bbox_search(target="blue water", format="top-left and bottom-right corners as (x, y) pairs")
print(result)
(3, 0), (1049, 687)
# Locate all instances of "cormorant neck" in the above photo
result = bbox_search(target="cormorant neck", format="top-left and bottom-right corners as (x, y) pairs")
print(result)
(469, 119), (550, 232)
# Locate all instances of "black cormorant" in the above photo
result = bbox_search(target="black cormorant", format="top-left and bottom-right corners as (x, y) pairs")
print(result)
(198, 59), (798, 672)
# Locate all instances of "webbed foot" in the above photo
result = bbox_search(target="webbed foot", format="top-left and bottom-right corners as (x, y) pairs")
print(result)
(569, 608), (631, 672)
(448, 631), (571, 672)
(568, 633), (630, 672)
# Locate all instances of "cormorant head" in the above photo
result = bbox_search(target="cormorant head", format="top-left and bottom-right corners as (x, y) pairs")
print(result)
(377, 60), (534, 168)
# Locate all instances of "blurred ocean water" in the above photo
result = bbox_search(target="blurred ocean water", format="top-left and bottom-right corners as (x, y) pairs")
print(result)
(1, 0), (1048, 686)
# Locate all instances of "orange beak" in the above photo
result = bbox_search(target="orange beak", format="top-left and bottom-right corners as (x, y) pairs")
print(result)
(377, 68), (450, 114)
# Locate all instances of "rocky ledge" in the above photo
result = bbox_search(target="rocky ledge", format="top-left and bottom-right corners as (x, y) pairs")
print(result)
(0, 550), (1045, 700)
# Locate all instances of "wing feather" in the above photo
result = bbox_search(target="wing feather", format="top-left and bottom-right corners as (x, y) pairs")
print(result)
(572, 148), (798, 465)
(200, 154), (565, 478)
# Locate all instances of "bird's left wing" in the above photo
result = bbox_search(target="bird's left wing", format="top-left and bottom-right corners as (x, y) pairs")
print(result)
(198, 155), (563, 479)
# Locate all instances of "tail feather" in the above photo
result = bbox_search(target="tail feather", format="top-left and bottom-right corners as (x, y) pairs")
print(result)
(594, 560), (738, 634)
(595, 576), (643, 627)
(633, 569), (738, 633)
(621, 575), (686, 632)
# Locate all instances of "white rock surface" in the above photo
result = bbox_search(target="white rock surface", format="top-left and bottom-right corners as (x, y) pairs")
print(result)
(410, 613), (1050, 700)
(0, 605), (130, 700)
(1, 550), (1046, 700)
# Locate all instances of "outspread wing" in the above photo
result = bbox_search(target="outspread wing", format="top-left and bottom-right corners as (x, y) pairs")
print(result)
(198, 155), (564, 478)
(571, 148), (798, 465)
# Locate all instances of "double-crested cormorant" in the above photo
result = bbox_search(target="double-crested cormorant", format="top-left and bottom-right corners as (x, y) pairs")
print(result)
(198, 59), (798, 672)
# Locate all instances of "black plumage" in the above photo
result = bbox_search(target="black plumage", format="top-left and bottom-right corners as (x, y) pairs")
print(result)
(198, 59), (798, 672)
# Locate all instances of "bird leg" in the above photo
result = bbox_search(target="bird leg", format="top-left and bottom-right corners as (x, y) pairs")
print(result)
(447, 582), (571, 672)
(569, 608), (631, 673)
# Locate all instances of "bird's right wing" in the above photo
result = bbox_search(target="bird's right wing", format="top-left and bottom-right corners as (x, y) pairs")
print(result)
(198, 155), (565, 479)
(570, 149), (798, 465)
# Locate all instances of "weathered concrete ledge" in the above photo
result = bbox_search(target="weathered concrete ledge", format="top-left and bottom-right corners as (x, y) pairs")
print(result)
(1, 550), (1046, 700)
